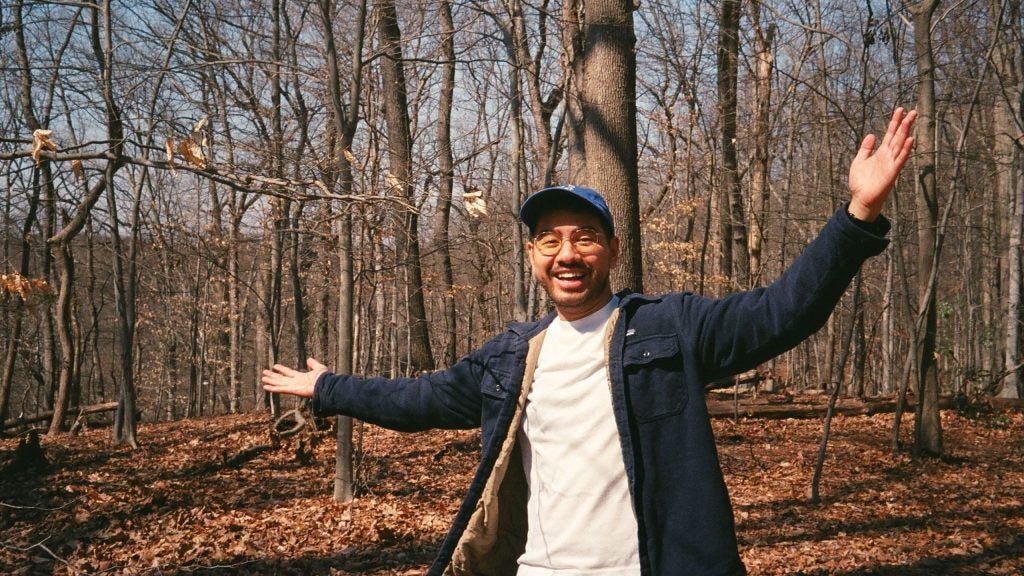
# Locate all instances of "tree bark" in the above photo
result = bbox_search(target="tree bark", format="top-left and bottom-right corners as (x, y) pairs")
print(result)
(320, 0), (367, 502)
(911, 0), (943, 456)
(717, 0), (749, 288)
(376, 0), (433, 372)
(747, 0), (774, 286)
(577, 0), (643, 293)
(995, 0), (1024, 399)
(435, 0), (458, 362)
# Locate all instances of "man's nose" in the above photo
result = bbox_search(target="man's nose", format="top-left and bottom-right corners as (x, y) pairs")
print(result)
(554, 237), (582, 261)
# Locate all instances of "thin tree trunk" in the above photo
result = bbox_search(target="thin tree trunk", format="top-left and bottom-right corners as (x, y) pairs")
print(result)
(497, 1), (529, 321)
(47, 241), (76, 435)
(435, 0), (458, 362)
(747, 0), (774, 286)
(320, 0), (367, 502)
(995, 0), (1024, 399)
(717, 0), (749, 288)
(376, 0), (433, 372)
(911, 0), (943, 456)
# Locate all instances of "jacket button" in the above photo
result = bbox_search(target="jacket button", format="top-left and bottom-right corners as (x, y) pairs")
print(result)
(642, 351), (651, 358)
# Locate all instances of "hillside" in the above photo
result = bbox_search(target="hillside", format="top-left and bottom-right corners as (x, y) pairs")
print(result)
(1, 408), (1021, 575)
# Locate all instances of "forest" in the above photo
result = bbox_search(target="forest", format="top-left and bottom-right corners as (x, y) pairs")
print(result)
(1, 0), (1023, 571)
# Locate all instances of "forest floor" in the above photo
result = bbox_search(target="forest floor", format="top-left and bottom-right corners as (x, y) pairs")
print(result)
(1, 399), (1022, 575)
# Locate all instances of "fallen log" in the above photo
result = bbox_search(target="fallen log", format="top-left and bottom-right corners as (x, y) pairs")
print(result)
(988, 397), (1024, 411)
(1, 402), (118, 432)
(706, 394), (957, 419)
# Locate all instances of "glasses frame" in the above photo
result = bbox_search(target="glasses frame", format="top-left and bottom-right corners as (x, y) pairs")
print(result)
(531, 227), (607, 257)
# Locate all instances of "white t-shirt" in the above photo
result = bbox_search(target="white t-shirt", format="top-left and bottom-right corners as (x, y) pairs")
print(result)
(516, 297), (641, 575)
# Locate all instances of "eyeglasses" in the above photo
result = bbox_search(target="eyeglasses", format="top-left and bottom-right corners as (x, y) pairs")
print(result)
(531, 228), (606, 257)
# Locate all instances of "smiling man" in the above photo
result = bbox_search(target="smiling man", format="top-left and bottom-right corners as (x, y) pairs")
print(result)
(262, 107), (917, 575)
(522, 190), (620, 321)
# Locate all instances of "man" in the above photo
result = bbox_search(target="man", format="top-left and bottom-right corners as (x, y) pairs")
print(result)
(262, 108), (917, 575)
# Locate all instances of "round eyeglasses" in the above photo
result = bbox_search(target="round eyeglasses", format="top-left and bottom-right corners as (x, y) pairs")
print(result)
(531, 228), (606, 257)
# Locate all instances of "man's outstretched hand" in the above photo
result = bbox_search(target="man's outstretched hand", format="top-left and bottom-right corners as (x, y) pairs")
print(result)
(262, 357), (327, 398)
(848, 107), (918, 223)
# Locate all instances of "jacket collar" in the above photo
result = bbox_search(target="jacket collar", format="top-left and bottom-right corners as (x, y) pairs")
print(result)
(507, 290), (661, 338)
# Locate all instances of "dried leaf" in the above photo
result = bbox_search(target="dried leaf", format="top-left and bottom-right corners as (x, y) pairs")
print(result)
(385, 173), (402, 193)
(176, 118), (209, 169)
(343, 148), (355, 164)
(178, 138), (206, 169)
(71, 159), (84, 181)
(165, 137), (176, 175)
(463, 187), (488, 218)
(0, 272), (52, 301)
(31, 129), (58, 165)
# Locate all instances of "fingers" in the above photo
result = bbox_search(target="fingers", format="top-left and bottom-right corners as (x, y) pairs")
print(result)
(260, 366), (291, 387)
(879, 109), (899, 151)
(886, 108), (917, 156)
(261, 360), (325, 399)
(855, 133), (877, 162)
(268, 363), (298, 377)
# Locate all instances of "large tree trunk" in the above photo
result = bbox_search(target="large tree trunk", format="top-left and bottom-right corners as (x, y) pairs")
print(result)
(576, 0), (643, 293)
(911, 0), (943, 456)
(376, 0), (433, 372)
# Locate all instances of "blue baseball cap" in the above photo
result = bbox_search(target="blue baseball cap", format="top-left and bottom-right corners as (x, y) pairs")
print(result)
(519, 185), (615, 237)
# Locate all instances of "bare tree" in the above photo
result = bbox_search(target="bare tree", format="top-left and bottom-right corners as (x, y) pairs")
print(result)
(994, 0), (1024, 399)
(376, 0), (434, 373)
(717, 0), (749, 287)
(320, 0), (368, 502)
(747, 0), (774, 285)
(910, 0), (943, 456)
(434, 0), (458, 363)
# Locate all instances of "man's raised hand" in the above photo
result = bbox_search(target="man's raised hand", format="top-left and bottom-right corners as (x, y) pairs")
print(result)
(847, 107), (917, 222)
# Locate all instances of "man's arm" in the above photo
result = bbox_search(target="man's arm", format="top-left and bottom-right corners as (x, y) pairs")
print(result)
(691, 107), (916, 380)
(847, 107), (917, 222)
(262, 355), (483, 431)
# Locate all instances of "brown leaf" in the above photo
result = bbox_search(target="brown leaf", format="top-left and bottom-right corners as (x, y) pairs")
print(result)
(178, 138), (206, 169)
(31, 129), (58, 165)
(165, 137), (176, 174)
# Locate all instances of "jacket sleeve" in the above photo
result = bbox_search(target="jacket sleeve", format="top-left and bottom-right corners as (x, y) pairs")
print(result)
(693, 204), (890, 382)
(311, 352), (485, 432)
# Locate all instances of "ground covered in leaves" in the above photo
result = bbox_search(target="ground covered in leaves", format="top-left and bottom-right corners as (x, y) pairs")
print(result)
(1, 404), (1022, 575)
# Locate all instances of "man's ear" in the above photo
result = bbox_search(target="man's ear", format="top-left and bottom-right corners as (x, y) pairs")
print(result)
(526, 241), (539, 273)
(609, 236), (621, 267)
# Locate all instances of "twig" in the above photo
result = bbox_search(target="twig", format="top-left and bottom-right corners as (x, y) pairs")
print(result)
(0, 496), (82, 511)
(1, 536), (69, 565)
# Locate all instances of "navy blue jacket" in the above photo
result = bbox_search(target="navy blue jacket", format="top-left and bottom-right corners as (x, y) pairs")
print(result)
(312, 206), (890, 575)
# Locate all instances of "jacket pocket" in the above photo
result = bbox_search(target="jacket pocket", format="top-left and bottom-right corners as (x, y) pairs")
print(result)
(479, 355), (513, 401)
(623, 334), (688, 422)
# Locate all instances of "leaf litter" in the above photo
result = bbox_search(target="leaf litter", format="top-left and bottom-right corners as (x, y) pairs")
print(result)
(1, 410), (1021, 575)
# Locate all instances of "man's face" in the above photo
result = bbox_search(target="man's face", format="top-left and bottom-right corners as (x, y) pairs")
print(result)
(527, 208), (620, 321)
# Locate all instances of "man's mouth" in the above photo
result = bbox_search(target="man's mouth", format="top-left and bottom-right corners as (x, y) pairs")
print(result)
(554, 270), (587, 281)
